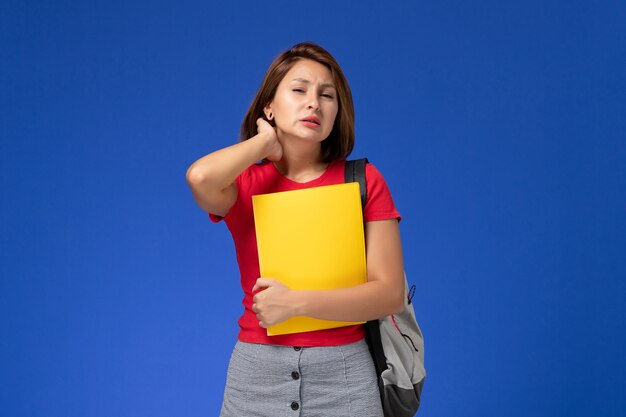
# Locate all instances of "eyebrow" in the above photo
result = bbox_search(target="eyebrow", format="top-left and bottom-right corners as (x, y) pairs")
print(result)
(291, 78), (336, 89)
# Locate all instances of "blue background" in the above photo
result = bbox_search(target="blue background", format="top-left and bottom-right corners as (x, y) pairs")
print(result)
(2, 1), (625, 416)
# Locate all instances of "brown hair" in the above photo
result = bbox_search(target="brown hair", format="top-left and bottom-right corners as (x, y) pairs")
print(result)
(240, 42), (355, 162)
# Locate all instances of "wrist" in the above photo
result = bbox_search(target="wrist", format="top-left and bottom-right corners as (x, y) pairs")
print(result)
(254, 130), (278, 160)
(291, 290), (308, 316)
(255, 129), (273, 147)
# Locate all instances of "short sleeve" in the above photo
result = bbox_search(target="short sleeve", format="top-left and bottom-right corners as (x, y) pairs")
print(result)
(208, 212), (224, 223)
(364, 163), (401, 222)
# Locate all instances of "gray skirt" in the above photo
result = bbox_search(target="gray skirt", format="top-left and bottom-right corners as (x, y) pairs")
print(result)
(220, 339), (383, 417)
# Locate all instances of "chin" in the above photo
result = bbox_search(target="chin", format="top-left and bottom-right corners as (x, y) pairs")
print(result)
(282, 131), (328, 143)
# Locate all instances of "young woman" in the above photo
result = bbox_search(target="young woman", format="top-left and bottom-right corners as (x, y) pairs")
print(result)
(186, 42), (405, 417)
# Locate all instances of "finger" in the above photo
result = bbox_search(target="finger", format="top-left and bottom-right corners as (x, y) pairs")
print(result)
(252, 278), (272, 292)
(259, 321), (266, 328)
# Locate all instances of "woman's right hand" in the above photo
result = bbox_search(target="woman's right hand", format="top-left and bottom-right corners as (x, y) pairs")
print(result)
(256, 117), (283, 162)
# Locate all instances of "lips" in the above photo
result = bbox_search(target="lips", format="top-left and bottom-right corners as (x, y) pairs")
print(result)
(300, 116), (320, 125)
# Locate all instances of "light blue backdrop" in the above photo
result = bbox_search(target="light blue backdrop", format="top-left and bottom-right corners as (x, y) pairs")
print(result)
(2, 1), (625, 416)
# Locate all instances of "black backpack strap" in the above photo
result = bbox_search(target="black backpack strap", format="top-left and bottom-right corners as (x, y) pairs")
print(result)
(344, 158), (368, 208)
(344, 158), (388, 384)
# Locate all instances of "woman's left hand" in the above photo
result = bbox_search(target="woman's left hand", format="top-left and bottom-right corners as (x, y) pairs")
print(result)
(252, 278), (298, 328)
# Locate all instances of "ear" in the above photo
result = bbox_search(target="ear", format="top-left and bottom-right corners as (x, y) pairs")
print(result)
(263, 103), (273, 120)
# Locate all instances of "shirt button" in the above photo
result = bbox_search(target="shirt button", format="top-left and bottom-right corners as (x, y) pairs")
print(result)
(291, 371), (300, 380)
(293, 346), (302, 351)
(291, 401), (299, 411)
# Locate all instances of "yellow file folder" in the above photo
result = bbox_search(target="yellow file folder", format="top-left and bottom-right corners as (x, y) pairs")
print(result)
(252, 182), (367, 336)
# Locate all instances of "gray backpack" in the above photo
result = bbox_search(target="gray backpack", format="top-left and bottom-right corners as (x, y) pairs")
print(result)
(345, 159), (426, 417)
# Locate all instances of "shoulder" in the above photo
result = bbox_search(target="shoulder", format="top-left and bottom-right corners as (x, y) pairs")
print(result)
(213, 162), (276, 224)
(365, 162), (388, 183)
(362, 161), (402, 222)
(237, 161), (276, 187)
(364, 161), (393, 195)
(344, 158), (389, 182)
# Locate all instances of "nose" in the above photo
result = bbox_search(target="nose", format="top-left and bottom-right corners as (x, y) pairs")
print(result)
(307, 92), (319, 110)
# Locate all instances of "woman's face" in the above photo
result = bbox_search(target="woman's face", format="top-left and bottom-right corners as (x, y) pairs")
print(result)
(266, 59), (339, 144)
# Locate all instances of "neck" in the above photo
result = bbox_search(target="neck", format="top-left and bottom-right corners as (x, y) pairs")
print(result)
(273, 139), (327, 183)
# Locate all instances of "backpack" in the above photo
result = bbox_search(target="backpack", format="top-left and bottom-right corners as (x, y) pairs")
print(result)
(345, 158), (426, 417)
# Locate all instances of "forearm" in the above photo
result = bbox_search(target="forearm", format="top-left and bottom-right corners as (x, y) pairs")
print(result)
(294, 220), (405, 322)
(252, 221), (405, 328)
(293, 279), (404, 322)
(186, 132), (273, 192)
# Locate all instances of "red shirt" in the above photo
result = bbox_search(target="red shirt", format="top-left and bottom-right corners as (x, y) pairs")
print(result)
(210, 159), (400, 346)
